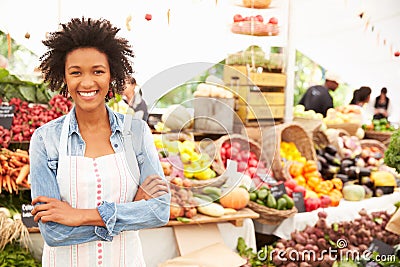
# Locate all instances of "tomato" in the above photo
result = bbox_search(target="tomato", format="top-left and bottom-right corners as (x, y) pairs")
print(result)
(268, 17), (278, 25)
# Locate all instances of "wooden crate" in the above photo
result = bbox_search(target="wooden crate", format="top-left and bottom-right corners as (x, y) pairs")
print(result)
(248, 72), (286, 87)
(223, 65), (249, 85)
(236, 104), (285, 121)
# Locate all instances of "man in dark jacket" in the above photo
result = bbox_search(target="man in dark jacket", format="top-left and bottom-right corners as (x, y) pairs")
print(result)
(299, 72), (341, 117)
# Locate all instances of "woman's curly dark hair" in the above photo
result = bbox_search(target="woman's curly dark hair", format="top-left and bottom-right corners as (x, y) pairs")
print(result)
(39, 17), (134, 98)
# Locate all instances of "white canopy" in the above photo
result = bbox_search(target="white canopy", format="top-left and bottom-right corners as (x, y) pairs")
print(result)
(1, 0), (399, 119)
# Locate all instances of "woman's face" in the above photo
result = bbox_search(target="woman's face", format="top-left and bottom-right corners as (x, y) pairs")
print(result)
(65, 47), (111, 113)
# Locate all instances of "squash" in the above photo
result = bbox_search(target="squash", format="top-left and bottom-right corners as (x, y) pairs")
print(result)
(342, 184), (365, 201)
(219, 187), (250, 210)
(370, 171), (396, 187)
(196, 202), (225, 217)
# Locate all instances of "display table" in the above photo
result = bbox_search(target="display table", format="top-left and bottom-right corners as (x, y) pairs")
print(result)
(254, 192), (400, 240)
(28, 218), (257, 267)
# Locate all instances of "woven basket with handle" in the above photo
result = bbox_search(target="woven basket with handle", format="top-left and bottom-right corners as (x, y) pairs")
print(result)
(247, 201), (297, 225)
(262, 122), (317, 180)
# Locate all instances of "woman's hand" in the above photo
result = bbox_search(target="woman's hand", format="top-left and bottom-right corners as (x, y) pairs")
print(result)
(134, 175), (169, 201)
(31, 196), (104, 227)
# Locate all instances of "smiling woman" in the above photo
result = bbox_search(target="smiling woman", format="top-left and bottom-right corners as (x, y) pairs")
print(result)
(29, 17), (170, 267)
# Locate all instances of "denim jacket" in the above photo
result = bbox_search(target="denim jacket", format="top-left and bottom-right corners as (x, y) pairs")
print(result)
(29, 105), (170, 247)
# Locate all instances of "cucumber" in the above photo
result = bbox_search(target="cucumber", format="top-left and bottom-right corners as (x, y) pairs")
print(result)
(193, 193), (214, 203)
(282, 194), (294, 209)
(202, 186), (222, 197)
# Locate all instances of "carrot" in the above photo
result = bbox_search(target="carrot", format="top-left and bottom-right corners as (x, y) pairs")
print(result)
(10, 152), (30, 161)
(0, 175), (2, 193)
(16, 164), (30, 185)
(16, 149), (28, 155)
(5, 175), (12, 193)
(10, 178), (17, 193)
(10, 166), (22, 177)
(10, 158), (24, 167)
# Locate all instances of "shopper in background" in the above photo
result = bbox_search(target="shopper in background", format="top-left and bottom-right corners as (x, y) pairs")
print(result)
(298, 71), (341, 117)
(373, 87), (391, 120)
(123, 76), (149, 121)
(29, 17), (170, 266)
(349, 86), (372, 107)
(349, 86), (372, 124)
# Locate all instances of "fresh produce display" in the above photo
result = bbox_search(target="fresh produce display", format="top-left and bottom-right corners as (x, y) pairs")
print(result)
(384, 129), (400, 173)
(293, 104), (324, 120)
(219, 139), (270, 184)
(168, 177), (198, 220)
(193, 83), (234, 98)
(231, 14), (279, 36)
(154, 136), (217, 180)
(0, 95), (73, 147)
(0, 68), (53, 104)
(363, 118), (396, 132)
(0, 148), (30, 194)
(323, 105), (362, 125)
(285, 145), (344, 210)
(249, 185), (295, 211)
(270, 209), (400, 266)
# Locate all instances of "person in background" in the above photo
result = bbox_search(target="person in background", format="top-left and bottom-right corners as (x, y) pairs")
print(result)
(373, 87), (391, 120)
(29, 17), (170, 266)
(349, 86), (371, 107)
(349, 86), (372, 125)
(298, 71), (341, 117)
(123, 76), (149, 121)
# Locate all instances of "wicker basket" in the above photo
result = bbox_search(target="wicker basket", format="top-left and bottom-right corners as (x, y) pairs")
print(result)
(326, 122), (360, 136)
(247, 201), (297, 225)
(364, 130), (393, 144)
(360, 139), (387, 153)
(262, 122), (317, 180)
(242, 0), (272, 8)
(293, 117), (323, 138)
(202, 134), (264, 176)
(186, 175), (228, 194)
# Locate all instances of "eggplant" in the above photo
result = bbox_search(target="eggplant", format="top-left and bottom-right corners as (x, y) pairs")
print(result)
(317, 155), (329, 168)
(323, 152), (341, 166)
(344, 166), (371, 180)
(340, 159), (355, 173)
(316, 148), (325, 156)
(335, 173), (350, 184)
(321, 168), (334, 180)
(324, 145), (338, 156)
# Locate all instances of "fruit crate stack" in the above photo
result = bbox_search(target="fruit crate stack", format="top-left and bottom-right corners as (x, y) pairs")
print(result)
(223, 64), (286, 125)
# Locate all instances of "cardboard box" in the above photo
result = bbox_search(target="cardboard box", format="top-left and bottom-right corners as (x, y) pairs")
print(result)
(158, 224), (246, 267)
(194, 97), (235, 133)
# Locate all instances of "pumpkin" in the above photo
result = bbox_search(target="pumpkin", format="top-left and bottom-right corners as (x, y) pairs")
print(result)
(219, 187), (250, 210)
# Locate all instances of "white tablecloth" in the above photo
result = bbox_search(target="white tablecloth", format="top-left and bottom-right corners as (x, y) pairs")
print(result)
(29, 218), (257, 267)
(254, 192), (400, 240)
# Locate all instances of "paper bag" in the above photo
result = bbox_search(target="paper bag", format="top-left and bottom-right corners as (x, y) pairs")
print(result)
(385, 208), (400, 235)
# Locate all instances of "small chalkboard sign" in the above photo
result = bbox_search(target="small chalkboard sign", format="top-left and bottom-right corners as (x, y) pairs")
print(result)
(368, 238), (395, 256)
(0, 105), (15, 129)
(270, 183), (287, 199)
(292, 192), (306, 213)
(21, 204), (38, 228)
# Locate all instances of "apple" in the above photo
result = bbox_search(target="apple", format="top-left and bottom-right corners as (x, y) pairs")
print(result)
(255, 15), (264, 22)
(233, 14), (243, 23)
(268, 17), (278, 25)
(394, 51), (400, 57)
(145, 14), (152, 21)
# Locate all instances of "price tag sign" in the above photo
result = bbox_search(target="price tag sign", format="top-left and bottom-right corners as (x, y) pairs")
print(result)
(270, 183), (286, 199)
(292, 192), (306, 213)
(0, 105), (14, 129)
(368, 238), (395, 256)
(21, 204), (38, 228)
